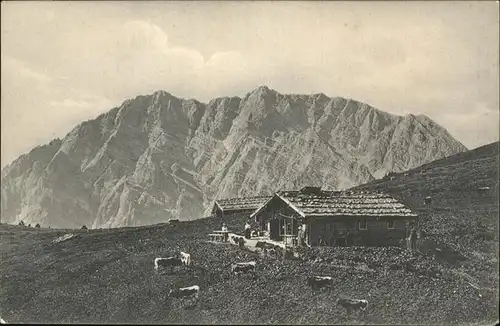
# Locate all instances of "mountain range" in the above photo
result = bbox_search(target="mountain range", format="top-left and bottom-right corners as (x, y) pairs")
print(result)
(0, 86), (467, 228)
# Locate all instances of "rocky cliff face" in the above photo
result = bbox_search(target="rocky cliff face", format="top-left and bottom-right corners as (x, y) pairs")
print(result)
(1, 86), (467, 228)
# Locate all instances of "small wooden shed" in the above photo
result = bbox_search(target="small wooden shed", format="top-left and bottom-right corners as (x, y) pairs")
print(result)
(211, 195), (272, 220)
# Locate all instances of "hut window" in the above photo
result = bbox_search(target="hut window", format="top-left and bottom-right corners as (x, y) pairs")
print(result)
(358, 220), (367, 230)
(387, 220), (395, 229)
(286, 220), (292, 235)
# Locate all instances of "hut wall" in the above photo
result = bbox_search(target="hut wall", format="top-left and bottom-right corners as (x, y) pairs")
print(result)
(254, 197), (302, 241)
(309, 216), (411, 246)
(219, 210), (257, 232)
(254, 197), (299, 227)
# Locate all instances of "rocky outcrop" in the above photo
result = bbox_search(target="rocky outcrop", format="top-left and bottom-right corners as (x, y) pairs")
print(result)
(0, 86), (467, 228)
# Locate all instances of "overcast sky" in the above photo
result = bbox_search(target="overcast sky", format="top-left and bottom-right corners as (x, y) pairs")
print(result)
(1, 1), (499, 168)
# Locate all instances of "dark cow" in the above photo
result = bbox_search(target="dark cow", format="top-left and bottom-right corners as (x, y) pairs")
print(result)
(230, 235), (246, 248)
(337, 298), (368, 314)
(231, 261), (256, 277)
(154, 252), (191, 273)
(307, 276), (333, 293)
(264, 248), (277, 257)
(255, 241), (275, 251)
(169, 285), (200, 308)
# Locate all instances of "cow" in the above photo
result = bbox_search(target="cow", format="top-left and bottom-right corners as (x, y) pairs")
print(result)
(179, 252), (191, 266)
(255, 241), (275, 250)
(169, 285), (200, 309)
(337, 298), (368, 315)
(154, 251), (191, 274)
(0, 316), (5, 324)
(264, 248), (277, 257)
(230, 235), (245, 248)
(307, 276), (333, 294)
(231, 261), (257, 277)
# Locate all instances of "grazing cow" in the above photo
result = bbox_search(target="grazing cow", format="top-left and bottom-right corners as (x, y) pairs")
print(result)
(179, 252), (191, 266)
(230, 235), (245, 247)
(169, 285), (200, 308)
(231, 261), (257, 277)
(154, 252), (191, 273)
(238, 237), (245, 248)
(264, 248), (277, 257)
(255, 241), (274, 250)
(337, 298), (368, 315)
(307, 276), (333, 293)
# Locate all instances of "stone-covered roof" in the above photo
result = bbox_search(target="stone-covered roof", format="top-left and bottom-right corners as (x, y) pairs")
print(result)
(213, 196), (273, 213)
(251, 188), (417, 218)
(277, 190), (417, 217)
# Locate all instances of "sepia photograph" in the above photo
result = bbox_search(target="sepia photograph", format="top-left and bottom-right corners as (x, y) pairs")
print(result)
(0, 1), (498, 324)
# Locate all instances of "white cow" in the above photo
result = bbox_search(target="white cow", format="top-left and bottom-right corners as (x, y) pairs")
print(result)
(154, 251), (191, 273)
(179, 252), (191, 266)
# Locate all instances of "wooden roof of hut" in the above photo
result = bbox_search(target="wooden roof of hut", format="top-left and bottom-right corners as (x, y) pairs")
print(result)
(213, 195), (273, 214)
(251, 187), (417, 218)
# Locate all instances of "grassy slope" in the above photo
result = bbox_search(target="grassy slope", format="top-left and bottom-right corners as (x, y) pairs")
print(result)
(354, 142), (499, 285)
(1, 143), (499, 324)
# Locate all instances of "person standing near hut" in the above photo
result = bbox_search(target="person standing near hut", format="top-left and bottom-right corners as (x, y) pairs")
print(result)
(244, 221), (251, 239)
(408, 228), (418, 252)
(222, 223), (228, 242)
(297, 225), (305, 247)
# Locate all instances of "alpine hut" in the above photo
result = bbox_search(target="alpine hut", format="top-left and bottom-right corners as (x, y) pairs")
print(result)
(250, 186), (418, 247)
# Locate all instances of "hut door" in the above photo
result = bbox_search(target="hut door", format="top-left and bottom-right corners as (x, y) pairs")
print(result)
(270, 219), (280, 241)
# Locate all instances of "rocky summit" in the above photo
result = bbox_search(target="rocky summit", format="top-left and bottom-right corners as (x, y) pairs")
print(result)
(1, 86), (467, 228)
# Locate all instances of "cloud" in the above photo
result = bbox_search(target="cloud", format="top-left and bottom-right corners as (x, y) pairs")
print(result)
(1, 56), (52, 83)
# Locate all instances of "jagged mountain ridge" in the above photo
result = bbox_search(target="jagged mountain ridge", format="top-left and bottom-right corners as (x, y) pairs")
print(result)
(1, 86), (467, 228)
